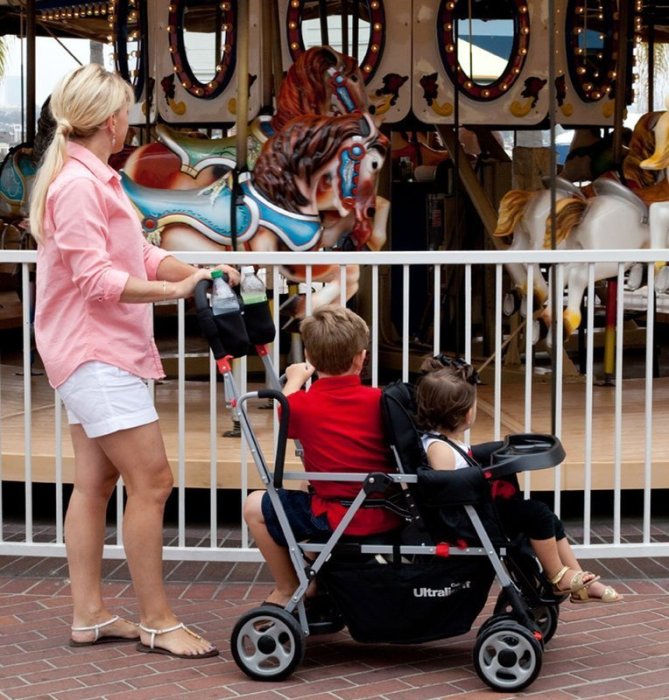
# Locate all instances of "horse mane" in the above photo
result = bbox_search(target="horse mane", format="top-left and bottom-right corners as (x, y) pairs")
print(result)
(271, 46), (365, 133)
(623, 110), (663, 189)
(494, 189), (535, 237)
(544, 197), (586, 248)
(253, 113), (375, 213)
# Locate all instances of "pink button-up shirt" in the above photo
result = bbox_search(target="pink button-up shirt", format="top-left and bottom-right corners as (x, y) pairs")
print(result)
(34, 142), (171, 388)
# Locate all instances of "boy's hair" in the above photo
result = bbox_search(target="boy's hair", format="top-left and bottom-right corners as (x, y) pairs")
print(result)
(299, 306), (369, 375)
(415, 357), (478, 432)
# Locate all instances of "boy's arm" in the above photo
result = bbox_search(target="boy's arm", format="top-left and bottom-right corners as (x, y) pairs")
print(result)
(282, 362), (315, 396)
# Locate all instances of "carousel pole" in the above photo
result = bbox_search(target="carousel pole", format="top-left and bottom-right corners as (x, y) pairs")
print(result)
(271, 0), (283, 97)
(226, 0), (251, 438)
(26, 0), (36, 142)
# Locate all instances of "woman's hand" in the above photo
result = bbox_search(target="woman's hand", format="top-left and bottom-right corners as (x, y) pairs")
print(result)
(211, 264), (240, 286)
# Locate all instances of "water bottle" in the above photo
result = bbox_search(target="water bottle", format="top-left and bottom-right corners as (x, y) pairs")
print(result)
(239, 266), (275, 345)
(240, 266), (267, 305)
(211, 269), (240, 316)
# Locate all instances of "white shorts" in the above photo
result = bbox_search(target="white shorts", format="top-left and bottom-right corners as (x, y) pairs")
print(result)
(57, 361), (159, 438)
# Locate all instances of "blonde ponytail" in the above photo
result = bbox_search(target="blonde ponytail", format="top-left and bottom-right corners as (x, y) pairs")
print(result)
(28, 64), (134, 244)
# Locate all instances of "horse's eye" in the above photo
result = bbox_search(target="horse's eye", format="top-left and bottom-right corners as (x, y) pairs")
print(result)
(350, 75), (359, 83)
(371, 161), (379, 170)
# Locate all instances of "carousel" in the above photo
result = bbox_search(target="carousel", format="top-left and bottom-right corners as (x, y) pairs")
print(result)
(1, 0), (669, 491)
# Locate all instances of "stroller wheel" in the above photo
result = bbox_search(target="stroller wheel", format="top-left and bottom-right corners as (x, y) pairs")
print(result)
(494, 591), (560, 644)
(231, 605), (305, 681)
(473, 620), (543, 691)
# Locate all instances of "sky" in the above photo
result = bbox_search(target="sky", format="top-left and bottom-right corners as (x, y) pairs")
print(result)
(1, 35), (113, 107)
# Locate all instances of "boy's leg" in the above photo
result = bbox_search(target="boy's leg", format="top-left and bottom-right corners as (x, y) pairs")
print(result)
(244, 491), (299, 606)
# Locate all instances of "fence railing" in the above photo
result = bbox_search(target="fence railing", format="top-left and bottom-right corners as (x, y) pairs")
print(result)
(1, 248), (668, 560)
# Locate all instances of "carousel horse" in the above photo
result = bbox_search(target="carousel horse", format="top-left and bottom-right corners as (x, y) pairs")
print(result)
(122, 112), (388, 315)
(122, 45), (369, 190)
(494, 177), (584, 315)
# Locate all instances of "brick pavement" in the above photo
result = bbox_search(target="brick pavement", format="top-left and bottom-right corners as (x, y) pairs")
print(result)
(1, 552), (669, 700)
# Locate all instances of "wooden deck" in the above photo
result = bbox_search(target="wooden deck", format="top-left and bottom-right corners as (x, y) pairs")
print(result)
(2, 361), (668, 491)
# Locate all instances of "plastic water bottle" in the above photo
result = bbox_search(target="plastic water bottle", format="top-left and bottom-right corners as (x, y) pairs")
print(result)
(239, 266), (267, 305)
(210, 269), (240, 316)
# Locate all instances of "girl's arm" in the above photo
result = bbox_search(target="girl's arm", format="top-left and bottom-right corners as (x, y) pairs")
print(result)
(425, 440), (457, 471)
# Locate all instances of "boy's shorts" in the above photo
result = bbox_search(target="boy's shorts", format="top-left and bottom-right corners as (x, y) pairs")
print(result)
(261, 489), (332, 547)
(57, 361), (159, 438)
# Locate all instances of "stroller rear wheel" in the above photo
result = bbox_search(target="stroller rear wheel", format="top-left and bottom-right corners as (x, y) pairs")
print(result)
(231, 605), (305, 681)
(473, 619), (543, 691)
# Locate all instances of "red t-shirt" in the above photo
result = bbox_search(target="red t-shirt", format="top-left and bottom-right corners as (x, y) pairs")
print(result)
(286, 374), (402, 535)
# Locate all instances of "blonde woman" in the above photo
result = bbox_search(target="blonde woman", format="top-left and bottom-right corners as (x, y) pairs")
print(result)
(29, 64), (239, 658)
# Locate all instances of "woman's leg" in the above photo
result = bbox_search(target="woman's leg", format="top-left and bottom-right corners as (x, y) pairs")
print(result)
(96, 420), (216, 656)
(243, 491), (298, 606)
(66, 425), (139, 643)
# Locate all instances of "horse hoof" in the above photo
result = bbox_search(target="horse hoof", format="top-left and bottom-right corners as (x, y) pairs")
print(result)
(655, 266), (669, 294)
(503, 292), (519, 316)
(626, 263), (645, 291)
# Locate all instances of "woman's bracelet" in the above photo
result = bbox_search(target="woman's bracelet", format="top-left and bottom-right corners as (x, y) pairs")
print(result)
(162, 280), (167, 301)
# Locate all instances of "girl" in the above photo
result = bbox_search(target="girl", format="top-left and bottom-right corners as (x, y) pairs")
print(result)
(415, 356), (622, 604)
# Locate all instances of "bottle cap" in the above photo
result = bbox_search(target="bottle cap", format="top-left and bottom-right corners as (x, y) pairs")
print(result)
(241, 265), (255, 275)
(211, 269), (223, 279)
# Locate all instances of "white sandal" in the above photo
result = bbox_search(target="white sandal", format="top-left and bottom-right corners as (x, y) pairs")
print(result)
(137, 622), (218, 658)
(69, 614), (139, 647)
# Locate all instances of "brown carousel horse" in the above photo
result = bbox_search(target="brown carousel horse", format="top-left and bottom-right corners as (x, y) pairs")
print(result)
(123, 45), (370, 193)
(122, 112), (389, 316)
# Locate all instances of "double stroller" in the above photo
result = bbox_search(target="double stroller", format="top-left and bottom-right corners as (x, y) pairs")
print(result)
(195, 280), (566, 692)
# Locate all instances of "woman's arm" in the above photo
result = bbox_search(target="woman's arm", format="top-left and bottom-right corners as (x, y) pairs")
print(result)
(119, 258), (240, 304)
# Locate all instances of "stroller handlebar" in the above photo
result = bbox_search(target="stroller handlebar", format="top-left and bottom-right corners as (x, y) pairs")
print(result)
(256, 389), (290, 489)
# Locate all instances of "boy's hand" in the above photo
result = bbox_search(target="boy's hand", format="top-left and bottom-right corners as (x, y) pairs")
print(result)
(283, 362), (315, 395)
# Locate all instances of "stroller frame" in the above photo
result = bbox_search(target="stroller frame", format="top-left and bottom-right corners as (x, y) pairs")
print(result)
(194, 280), (565, 692)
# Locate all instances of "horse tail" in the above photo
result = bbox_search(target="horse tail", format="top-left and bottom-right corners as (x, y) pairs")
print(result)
(494, 189), (534, 238)
(544, 198), (587, 248)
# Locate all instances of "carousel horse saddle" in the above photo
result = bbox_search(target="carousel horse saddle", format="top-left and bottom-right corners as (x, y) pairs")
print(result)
(0, 144), (36, 218)
(591, 176), (648, 223)
(156, 116), (274, 176)
(121, 171), (323, 251)
(541, 175), (584, 199)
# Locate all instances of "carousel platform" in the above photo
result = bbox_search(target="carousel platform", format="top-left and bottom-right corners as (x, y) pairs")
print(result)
(2, 351), (669, 493)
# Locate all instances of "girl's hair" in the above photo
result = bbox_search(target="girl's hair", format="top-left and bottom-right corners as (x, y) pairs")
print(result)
(415, 356), (478, 432)
(299, 306), (369, 375)
(29, 64), (134, 243)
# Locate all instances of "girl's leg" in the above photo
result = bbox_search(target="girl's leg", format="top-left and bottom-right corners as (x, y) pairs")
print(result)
(67, 425), (139, 643)
(96, 421), (216, 656)
(243, 490), (298, 606)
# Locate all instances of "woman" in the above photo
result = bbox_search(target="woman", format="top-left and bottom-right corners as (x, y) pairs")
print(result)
(29, 63), (239, 657)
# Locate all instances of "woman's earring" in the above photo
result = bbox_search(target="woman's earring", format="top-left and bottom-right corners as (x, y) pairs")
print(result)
(111, 133), (117, 148)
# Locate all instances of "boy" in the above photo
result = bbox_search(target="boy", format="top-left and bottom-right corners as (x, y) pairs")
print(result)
(243, 306), (401, 607)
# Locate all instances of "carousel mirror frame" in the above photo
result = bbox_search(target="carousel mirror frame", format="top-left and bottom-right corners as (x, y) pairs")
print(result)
(437, 0), (530, 101)
(113, 0), (145, 101)
(565, 0), (616, 102)
(285, 0), (386, 83)
(167, 0), (237, 99)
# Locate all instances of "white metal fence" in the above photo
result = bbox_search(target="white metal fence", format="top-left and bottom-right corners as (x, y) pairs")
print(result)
(1, 248), (668, 561)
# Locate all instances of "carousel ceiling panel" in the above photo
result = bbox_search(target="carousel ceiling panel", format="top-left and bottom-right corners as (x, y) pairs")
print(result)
(552, 0), (622, 126)
(277, 0), (411, 123)
(114, 0), (154, 125)
(152, 0), (262, 125)
(412, 0), (549, 126)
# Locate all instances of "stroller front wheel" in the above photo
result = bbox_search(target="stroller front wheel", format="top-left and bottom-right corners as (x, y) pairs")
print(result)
(473, 620), (543, 691)
(231, 605), (305, 681)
